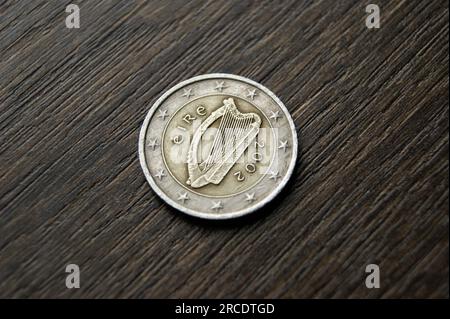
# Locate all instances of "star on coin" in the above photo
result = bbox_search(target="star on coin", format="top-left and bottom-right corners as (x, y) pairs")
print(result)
(154, 169), (166, 180)
(182, 88), (194, 98)
(269, 110), (281, 122)
(157, 109), (169, 120)
(177, 192), (189, 203)
(278, 140), (289, 152)
(147, 138), (159, 150)
(214, 81), (227, 92)
(245, 192), (256, 203)
(211, 201), (223, 211)
(269, 170), (280, 181)
(246, 88), (257, 100)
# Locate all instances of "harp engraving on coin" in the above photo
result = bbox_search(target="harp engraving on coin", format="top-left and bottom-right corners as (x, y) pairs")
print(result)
(186, 98), (261, 188)
(139, 74), (298, 219)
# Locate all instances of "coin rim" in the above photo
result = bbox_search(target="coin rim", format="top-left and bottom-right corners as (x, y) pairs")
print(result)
(138, 73), (298, 220)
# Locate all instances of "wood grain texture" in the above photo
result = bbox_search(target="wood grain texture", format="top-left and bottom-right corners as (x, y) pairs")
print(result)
(0, 0), (448, 299)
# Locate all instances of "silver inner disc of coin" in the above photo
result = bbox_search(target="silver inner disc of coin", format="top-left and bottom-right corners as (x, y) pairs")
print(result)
(139, 73), (297, 219)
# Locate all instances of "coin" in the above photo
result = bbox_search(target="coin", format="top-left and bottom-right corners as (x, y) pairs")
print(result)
(139, 74), (297, 219)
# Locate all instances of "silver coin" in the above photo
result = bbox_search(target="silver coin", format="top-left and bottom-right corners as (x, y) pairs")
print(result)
(139, 73), (297, 219)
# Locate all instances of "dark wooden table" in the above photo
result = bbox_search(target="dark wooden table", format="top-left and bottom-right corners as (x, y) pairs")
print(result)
(0, 0), (448, 299)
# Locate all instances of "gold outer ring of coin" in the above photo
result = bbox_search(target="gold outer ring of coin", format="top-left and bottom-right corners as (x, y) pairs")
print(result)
(138, 73), (298, 220)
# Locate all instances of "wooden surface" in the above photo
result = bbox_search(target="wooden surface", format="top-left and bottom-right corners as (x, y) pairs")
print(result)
(0, 0), (448, 299)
